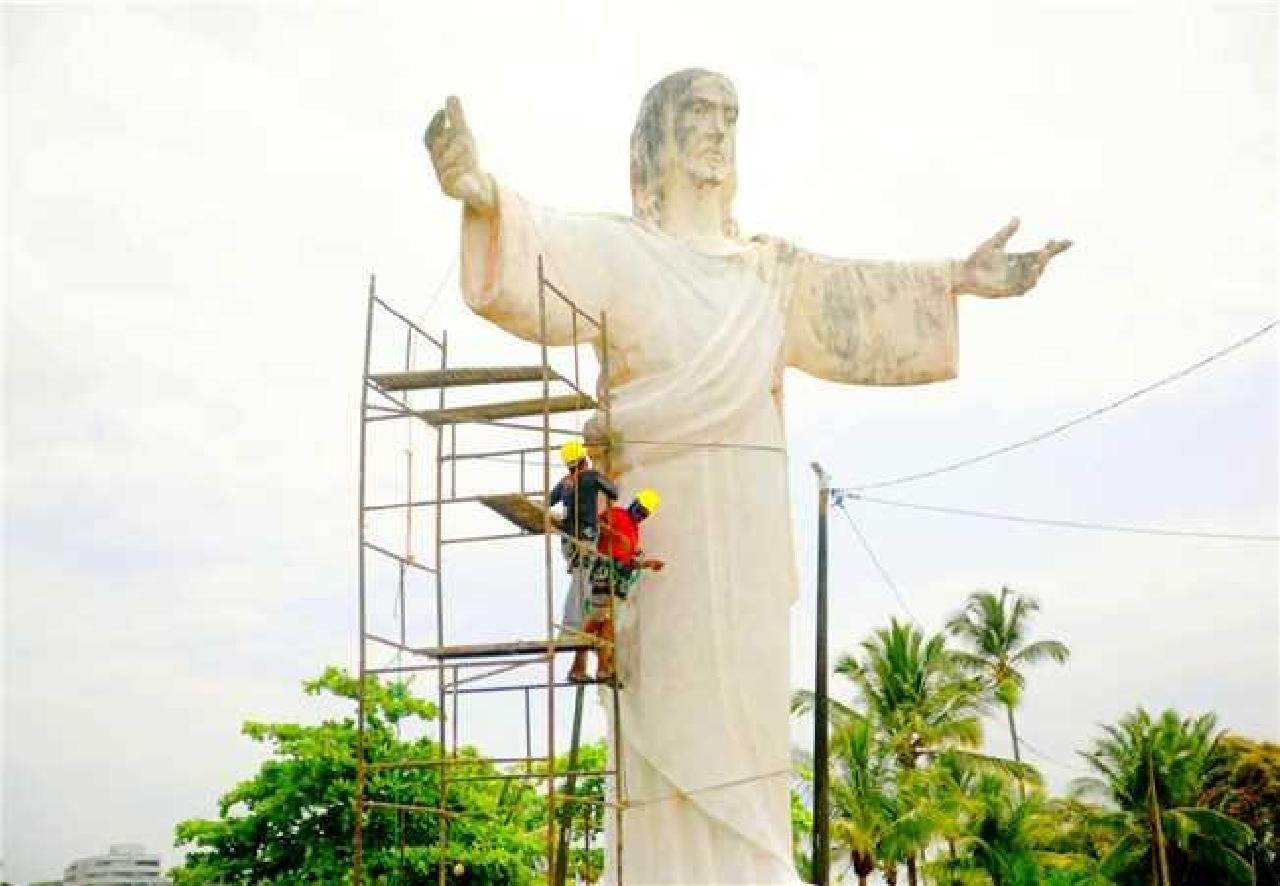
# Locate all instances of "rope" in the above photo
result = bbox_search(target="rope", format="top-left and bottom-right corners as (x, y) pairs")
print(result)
(625, 768), (790, 808)
(848, 492), (1279, 542)
(842, 319), (1278, 492)
(622, 439), (786, 455)
(420, 258), (458, 321)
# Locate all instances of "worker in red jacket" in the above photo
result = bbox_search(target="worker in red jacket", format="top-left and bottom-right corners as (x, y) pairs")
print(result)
(569, 488), (664, 683)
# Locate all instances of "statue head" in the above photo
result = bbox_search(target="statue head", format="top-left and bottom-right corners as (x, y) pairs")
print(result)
(630, 69), (739, 236)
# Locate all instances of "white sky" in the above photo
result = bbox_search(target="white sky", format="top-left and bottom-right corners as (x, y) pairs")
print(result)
(4, 2), (1277, 882)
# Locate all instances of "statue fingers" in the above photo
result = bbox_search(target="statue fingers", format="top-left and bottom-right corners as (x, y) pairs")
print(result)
(446, 95), (470, 135)
(1042, 239), (1073, 258)
(425, 108), (449, 151)
(436, 136), (474, 172)
(978, 216), (1021, 254)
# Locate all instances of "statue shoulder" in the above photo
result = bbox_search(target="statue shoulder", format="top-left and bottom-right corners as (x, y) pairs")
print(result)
(748, 233), (804, 265)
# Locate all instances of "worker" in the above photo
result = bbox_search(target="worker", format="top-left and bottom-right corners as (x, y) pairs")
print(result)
(547, 439), (618, 640)
(569, 488), (665, 683)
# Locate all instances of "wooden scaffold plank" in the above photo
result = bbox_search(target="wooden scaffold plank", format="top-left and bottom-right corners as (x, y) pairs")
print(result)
(480, 494), (550, 535)
(416, 639), (599, 660)
(370, 366), (562, 391)
(414, 393), (596, 426)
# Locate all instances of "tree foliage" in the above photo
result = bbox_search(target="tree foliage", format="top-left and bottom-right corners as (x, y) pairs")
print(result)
(946, 586), (1070, 767)
(172, 667), (552, 885)
(1200, 734), (1280, 885)
(1073, 708), (1256, 885)
(794, 602), (1266, 886)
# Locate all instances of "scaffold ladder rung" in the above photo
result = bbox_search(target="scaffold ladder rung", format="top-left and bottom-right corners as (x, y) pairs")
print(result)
(413, 394), (596, 426)
(370, 365), (563, 390)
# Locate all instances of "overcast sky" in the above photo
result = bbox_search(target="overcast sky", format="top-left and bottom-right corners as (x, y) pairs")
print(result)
(4, 2), (1277, 882)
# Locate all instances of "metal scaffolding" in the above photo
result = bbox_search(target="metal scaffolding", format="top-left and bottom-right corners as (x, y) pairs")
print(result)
(353, 260), (623, 884)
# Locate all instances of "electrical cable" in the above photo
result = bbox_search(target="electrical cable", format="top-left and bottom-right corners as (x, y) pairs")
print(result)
(842, 319), (1278, 492)
(846, 493), (1279, 542)
(1019, 734), (1089, 776)
(833, 498), (921, 625)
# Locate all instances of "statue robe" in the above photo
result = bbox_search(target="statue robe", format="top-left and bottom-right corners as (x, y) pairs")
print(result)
(460, 186), (958, 885)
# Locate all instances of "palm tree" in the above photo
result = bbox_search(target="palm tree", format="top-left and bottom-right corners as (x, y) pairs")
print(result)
(835, 619), (990, 886)
(827, 715), (895, 885)
(946, 586), (1070, 768)
(946, 775), (1078, 886)
(1073, 708), (1255, 885)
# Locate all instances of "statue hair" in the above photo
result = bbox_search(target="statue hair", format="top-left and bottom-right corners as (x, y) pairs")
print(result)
(629, 69), (739, 238)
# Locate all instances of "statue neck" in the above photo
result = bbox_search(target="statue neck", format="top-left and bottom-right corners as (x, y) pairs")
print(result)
(658, 180), (727, 242)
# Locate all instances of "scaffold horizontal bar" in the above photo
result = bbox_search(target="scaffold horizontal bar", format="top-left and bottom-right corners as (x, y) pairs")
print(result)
(414, 394), (596, 426)
(362, 540), (437, 573)
(370, 366), (562, 390)
(445, 768), (617, 784)
(362, 799), (476, 819)
(363, 642), (584, 669)
(450, 677), (614, 695)
(365, 662), (446, 675)
(475, 419), (587, 435)
(444, 661), (528, 691)
(368, 755), (549, 771)
(441, 531), (532, 545)
(371, 296), (444, 349)
(364, 491), (545, 512)
(440, 445), (548, 462)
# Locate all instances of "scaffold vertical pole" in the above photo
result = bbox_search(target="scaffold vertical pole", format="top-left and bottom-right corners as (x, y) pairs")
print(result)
(435, 330), (449, 886)
(353, 274), (376, 886)
(537, 255), (558, 876)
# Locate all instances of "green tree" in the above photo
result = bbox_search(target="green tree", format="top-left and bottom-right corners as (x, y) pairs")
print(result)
(791, 781), (814, 882)
(827, 715), (896, 886)
(538, 740), (608, 884)
(946, 586), (1070, 769)
(1200, 735), (1280, 885)
(833, 619), (991, 886)
(941, 775), (1080, 886)
(172, 667), (547, 885)
(1073, 708), (1255, 886)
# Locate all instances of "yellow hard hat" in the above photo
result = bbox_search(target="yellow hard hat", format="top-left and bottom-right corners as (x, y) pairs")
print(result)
(560, 440), (588, 466)
(634, 488), (661, 515)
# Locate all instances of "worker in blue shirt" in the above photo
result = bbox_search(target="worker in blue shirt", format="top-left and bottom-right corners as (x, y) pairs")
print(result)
(547, 440), (618, 641)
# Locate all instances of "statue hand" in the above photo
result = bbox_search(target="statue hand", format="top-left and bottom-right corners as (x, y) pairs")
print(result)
(425, 96), (496, 213)
(955, 218), (1072, 297)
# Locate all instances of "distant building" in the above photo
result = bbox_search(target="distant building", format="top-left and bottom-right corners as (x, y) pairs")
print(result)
(62, 844), (171, 885)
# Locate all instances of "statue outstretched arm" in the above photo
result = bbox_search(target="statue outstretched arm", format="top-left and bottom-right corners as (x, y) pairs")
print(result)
(424, 96), (639, 347)
(425, 96), (498, 215)
(781, 218), (1070, 385)
(952, 217), (1072, 297)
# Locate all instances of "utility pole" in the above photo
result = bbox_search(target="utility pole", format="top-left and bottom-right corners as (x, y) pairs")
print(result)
(810, 462), (831, 886)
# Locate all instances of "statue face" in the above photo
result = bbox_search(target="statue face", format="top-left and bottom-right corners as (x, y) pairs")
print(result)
(672, 74), (737, 187)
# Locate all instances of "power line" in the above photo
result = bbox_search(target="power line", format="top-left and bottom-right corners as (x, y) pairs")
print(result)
(848, 492), (1280, 542)
(844, 319), (1278, 492)
(833, 499), (921, 625)
(1019, 734), (1089, 776)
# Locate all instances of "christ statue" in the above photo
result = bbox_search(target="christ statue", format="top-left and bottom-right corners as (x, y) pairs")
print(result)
(425, 69), (1070, 884)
